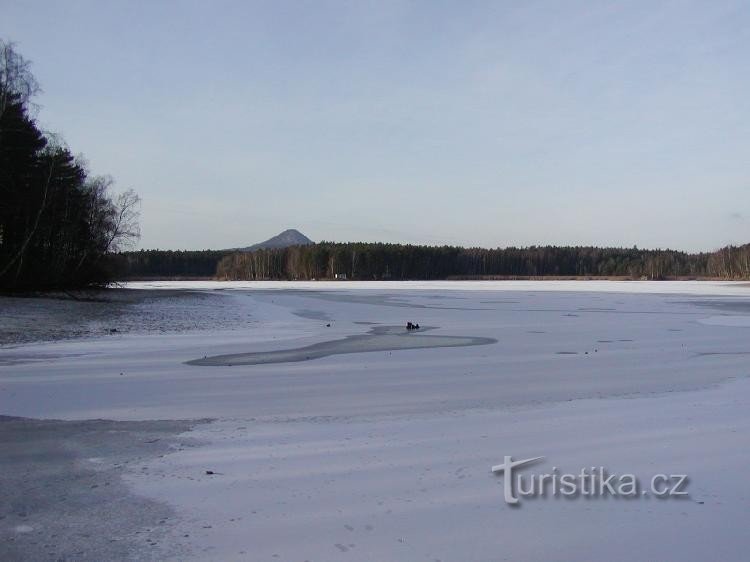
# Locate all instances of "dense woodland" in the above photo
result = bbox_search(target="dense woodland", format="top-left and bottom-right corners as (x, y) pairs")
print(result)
(114, 250), (231, 279)
(116, 242), (750, 281)
(0, 41), (138, 291)
(214, 243), (750, 280)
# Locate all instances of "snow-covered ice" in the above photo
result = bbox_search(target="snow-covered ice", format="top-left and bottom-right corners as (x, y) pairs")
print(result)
(2, 281), (750, 561)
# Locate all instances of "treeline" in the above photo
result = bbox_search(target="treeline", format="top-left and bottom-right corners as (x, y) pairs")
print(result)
(116, 242), (750, 281)
(707, 245), (750, 279)
(0, 40), (139, 291)
(190, 242), (746, 281)
(113, 249), (231, 279)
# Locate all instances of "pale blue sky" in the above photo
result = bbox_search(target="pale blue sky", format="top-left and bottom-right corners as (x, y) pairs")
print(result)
(3, 0), (748, 250)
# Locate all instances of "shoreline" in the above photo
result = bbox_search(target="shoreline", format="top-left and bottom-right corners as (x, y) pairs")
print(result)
(116, 275), (742, 282)
(120, 279), (750, 296)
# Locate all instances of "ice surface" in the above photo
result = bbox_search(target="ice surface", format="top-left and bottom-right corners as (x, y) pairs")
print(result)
(2, 281), (750, 561)
(125, 279), (750, 296)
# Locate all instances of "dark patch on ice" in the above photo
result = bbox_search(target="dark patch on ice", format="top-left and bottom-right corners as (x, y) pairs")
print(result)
(0, 415), (207, 561)
(292, 309), (331, 321)
(555, 351), (579, 355)
(676, 299), (750, 314)
(509, 308), (702, 315)
(247, 290), (490, 311)
(693, 351), (750, 357)
(186, 325), (497, 367)
(0, 351), (89, 366)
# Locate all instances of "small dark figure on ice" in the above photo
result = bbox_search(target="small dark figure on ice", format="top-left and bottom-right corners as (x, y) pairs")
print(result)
(406, 321), (420, 330)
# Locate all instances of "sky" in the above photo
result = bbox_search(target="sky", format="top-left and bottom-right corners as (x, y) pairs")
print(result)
(2, 0), (749, 251)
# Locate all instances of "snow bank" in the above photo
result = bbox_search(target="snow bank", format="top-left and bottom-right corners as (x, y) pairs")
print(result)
(123, 279), (750, 296)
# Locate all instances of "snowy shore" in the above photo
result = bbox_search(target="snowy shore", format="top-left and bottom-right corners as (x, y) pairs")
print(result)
(1, 281), (749, 560)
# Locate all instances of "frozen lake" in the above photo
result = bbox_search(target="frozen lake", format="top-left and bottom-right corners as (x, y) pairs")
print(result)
(1, 281), (749, 561)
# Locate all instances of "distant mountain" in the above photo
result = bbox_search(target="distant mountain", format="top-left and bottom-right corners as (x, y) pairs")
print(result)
(238, 229), (314, 252)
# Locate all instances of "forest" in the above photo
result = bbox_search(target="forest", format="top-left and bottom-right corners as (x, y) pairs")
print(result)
(0, 40), (138, 291)
(115, 242), (750, 281)
(114, 249), (231, 279)
(214, 242), (750, 280)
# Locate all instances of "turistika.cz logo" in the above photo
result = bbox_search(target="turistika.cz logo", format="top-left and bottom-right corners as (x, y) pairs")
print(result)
(491, 456), (689, 505)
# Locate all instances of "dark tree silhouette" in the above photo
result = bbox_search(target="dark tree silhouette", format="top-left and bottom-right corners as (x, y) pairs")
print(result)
(0, 39), (139, 290)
